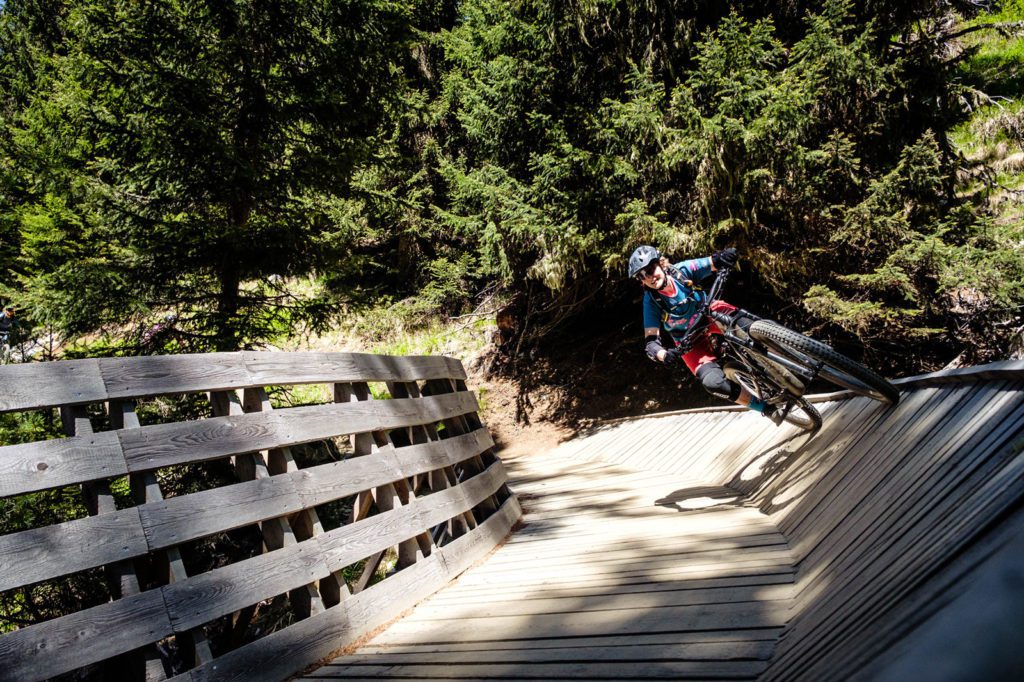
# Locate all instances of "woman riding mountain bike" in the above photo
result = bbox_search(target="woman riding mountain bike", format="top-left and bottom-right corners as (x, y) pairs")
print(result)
(630, 245), (782, 421)
(630, 245), (899, 428)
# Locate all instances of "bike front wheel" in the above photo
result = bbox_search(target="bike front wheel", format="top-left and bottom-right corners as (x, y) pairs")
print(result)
(748, 321), (900, 404)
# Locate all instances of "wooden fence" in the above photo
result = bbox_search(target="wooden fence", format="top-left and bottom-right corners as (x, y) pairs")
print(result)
(0, 352), (520, 682)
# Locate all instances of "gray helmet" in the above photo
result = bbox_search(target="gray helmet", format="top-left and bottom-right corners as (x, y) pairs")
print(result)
(628, 245), (660, 278)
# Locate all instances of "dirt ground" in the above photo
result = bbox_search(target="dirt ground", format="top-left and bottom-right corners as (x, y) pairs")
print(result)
(464, 340), (715, 460)
(469, 372), (576, 459)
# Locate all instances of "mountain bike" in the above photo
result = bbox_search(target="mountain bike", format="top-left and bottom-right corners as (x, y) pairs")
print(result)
(675, 268), (900, 431)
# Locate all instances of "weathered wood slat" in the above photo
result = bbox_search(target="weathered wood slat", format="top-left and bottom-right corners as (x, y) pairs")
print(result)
(377, 600), (790, 645)
(99, 354), (252, 400)
(0, 507), (148, 592)
(355, 629), (784, 653)
(0, 430), (126, 497)
(0, 590), (172, 682)
(120, 391), (478, 471)
(309, 660), (768, 679)
(182, 497), (521, 682)
(138, 473), (303, 550)
(402, 583), (793, 621)
(317, 461), (507, 573)
(0, 359), (105, 413)
(333, 639), (778, 664)
(0, 352), (472, 413)
(289, 427), (493, 507)
(430, 573), (797, 607)
(162, 541), (331, 632)
(241, 352), (466, 384)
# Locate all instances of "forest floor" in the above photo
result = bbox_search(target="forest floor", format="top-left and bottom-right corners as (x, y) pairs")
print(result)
(457, 336), (715, 460)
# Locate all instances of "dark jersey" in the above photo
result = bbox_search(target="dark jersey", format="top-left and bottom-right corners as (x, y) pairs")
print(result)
(641, 256), (714, 346)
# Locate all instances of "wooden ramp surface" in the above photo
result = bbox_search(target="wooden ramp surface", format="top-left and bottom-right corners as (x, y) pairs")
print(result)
(298, 453), (796, 680)
(300, 361), (1024, 681)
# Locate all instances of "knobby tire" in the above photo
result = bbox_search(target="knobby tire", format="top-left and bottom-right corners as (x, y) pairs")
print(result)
(748, 321), (900, 405)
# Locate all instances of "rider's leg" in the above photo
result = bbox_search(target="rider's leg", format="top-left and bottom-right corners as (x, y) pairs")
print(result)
(694, 361), (769, 412)
(683, 337), (770, 414)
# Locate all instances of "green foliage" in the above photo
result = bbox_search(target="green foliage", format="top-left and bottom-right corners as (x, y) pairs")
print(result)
(0, 0), (418, 351)
(0, 0), (1019, 369)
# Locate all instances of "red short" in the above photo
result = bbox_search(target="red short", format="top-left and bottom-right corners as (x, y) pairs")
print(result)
(681, 300), (737, 374)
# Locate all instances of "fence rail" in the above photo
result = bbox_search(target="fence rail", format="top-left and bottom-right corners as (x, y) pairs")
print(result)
(0, 352), (519, 682)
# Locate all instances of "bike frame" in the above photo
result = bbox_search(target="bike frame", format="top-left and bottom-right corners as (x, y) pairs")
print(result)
(677, 269), (823, 408)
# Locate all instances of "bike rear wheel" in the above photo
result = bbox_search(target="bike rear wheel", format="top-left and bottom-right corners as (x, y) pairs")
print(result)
(748, 321), (900, 404)
(724, 364), (822, 431)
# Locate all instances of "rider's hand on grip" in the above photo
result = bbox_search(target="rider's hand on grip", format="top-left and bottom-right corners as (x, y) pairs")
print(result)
(712, 247), (738, 270)
(662, 346), (684, 367)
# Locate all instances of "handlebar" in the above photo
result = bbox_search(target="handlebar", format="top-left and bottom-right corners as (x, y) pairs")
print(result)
(674, 267), (730, 352)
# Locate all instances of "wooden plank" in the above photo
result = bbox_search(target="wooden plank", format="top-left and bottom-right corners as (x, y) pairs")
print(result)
(765, 400), (1024, 675)
(756, 391), (1023, 680)
(97, 354), (250, 399)
(0, 431), (126, 497)
(460, 541), (793, 577)
(0, 589), (172, 682)
(289, 427), (493, 508)
(334, 639), (777, 664)
(401, 584), (793, 622)
(0, 359), (105, 412)
(0, 507), (148, 592)
(791, 385), (1019, 600)
(356, 629), (783, 653)
(317, 461), (508, 572)
(431, 573), (796, 606)
(437, 553), (796, 595)
(138, 473), (303, 550)
(0, 353), (468, 410)
(890, 359), (1024, 388)
(120, 392), (479, 471)
(163, 541), (331, 632)
(310, 660), (768, 679)
(773, 386), (951, 536)
(184, 498), (519, 682)
(242, 352), (466, 384)
(376, 600), (789, 645)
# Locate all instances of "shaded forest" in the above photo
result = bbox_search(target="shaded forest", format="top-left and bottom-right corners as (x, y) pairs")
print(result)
(0, 0), (1021, 379)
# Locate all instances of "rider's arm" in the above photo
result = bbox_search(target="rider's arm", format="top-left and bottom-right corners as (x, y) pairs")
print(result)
(645, 328), (669, 362)
(642, 295), (670, 362)
(675, 257), (714, 280)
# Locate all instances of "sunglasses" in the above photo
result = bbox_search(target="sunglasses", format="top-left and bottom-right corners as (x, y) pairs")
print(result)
(635, 262), (660, 280)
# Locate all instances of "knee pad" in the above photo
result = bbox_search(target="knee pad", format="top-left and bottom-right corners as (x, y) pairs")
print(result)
(696, 362), (741, 401)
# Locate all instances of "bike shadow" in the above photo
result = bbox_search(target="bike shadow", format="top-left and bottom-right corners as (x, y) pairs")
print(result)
(655, 431), (813, 514)
(654, 484), (745, 512)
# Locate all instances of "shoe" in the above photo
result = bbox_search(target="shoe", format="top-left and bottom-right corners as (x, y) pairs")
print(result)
(762, 404), (785, 425)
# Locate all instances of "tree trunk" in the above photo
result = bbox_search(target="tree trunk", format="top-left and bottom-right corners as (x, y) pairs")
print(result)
(215, 258), (242, 352)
